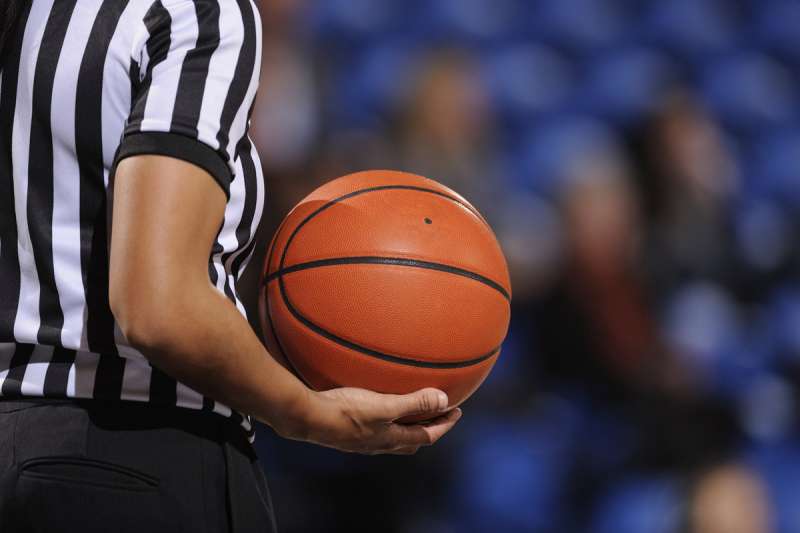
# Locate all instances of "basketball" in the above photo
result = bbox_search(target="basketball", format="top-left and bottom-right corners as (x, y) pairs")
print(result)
(259, 170), (511, 413)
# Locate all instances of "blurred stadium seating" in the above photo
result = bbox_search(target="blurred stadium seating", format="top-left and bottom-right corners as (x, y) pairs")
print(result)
(247, 0), (800, 531)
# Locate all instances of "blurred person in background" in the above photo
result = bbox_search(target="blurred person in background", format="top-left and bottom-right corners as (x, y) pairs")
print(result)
(391, 49), (502, 221)
(531, 137), (740, 530)
(240, 0), (321, 325)
(630, 91), (741, 302)
(249, 0), (322, 229)
(539, 145), (655, 391)
(312, 47), (502, 222)
(687, 463), (774, 533)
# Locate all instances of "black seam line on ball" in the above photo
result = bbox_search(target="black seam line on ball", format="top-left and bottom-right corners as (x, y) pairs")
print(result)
(263, 217), (312, 387)
(276, 184), (496, 279)
(294, 303), (500, 369)
(275, 184), (503, 369)
(297, 184), (488, 238)
(266, 256), (510, 302)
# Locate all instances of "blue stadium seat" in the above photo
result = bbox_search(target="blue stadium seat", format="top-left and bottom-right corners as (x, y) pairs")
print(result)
(713, 343), (777, 404)
(590, 476), (683, 533)
(701, 53), (797, 133)
(639, 0), (741, 59)
(484, 44), (576, 125)
(328, 40), (422, 127)
(663, 282), (758, 397)
(514, 117), (621, 194)
(308, 0), (414, 45)
(420, 0), (520, 43)
(735, 200), (795, 273)
(576, 46), (680, 124)
(748, 130), (800, 205)
(740, 373), (796, 442)
(746, 442), (800, 533)
(765, 287), (800, 364)
(525, 0), (631, 52)
(754, 0), (800, 65)
(449, 403), (583, 532)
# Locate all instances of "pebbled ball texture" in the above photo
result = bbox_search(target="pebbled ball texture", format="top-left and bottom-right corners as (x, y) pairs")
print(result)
(259, 170), (511, 414)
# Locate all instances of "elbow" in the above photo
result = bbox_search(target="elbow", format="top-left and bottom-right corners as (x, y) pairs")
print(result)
(109, 280), (227, 383)
(109, 279), (177, 354)
(109, 272), (225, 378)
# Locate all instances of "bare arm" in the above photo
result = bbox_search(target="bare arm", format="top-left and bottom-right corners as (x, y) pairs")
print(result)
(109, 155), (460, 454)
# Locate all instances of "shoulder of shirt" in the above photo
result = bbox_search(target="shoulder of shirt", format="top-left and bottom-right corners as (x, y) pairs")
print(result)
(151, 0), (259, 8)
(137, 0), (261, 21)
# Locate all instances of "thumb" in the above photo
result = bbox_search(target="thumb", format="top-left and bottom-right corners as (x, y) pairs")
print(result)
(378, 388), (449, 422)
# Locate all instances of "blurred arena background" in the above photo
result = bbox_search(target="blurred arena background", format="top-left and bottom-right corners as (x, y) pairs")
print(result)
(236, 0), (800, 531)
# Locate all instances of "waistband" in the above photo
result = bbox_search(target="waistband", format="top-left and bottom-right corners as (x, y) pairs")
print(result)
(0, 397), (255, 457)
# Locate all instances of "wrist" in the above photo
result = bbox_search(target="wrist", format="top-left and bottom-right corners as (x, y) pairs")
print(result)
(270, 386), (320, 442)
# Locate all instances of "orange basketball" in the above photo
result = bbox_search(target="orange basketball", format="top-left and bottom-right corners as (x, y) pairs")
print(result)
(258, 170), (511, 413)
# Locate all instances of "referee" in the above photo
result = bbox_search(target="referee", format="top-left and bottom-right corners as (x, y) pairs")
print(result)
(0, 1), (461, 531)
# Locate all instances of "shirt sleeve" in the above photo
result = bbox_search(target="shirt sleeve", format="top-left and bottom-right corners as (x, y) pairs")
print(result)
(116, 0), (261, 199)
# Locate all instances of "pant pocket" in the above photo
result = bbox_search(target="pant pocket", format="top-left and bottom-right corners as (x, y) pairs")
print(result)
(20, 456), (159, 490)
(13, 456), (183, 533)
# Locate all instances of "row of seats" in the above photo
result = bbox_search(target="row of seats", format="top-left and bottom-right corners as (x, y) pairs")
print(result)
(311, 12), (800, 205)
(325, 37), (798, 130)
(308, 0), (800, 58)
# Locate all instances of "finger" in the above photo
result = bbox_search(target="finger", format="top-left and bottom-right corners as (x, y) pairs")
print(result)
(379, 423), (431, 449)
(359, 446), (419, 456)
(381, 408), (462, 449)
(418, 408), (462, 445)
(369, 388), (449, 422)
(390, 446), (421, 456)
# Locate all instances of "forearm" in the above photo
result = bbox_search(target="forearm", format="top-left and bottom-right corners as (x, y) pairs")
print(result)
(122, 280), (311, 434)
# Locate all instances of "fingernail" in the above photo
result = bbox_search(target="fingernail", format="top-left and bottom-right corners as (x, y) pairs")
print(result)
(437, 392), (448, 411)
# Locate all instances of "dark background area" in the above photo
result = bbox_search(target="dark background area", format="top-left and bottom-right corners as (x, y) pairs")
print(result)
(237, 1), (800, 531)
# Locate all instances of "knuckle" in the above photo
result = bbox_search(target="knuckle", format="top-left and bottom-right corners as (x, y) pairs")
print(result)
(378, 434), (396, 451)
(418, 392), (432, 413)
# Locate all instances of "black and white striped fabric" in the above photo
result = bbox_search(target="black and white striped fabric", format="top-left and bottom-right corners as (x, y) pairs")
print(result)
(0, 0), (264, 441)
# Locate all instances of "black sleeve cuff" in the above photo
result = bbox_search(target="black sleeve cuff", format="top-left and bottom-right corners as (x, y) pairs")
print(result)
(115, 132), (233, 200)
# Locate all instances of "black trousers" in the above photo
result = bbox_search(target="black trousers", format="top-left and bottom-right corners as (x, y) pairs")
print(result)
(0, 399), (277, 533)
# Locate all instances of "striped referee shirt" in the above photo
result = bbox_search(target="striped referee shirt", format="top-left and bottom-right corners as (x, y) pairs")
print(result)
(0, 0), (264, 441)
